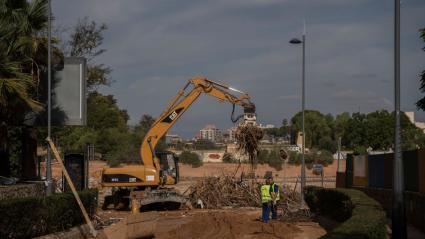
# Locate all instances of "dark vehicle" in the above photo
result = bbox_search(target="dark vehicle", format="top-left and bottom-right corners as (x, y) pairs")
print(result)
(312, 164), (323, 175)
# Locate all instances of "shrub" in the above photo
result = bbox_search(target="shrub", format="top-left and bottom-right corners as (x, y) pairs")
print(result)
(0, 189), (98, 239)
(304, 186), (386, 239)
(222, 153), (236, 163)
(257, 150), (269, 164)
(317, 150), (334, 166)
(304, 186), (322, 212)
(257, 150), (283, 170)
(288, 151), (301, 165)
(267, 150), (283, 171)
(316, 189), (353, 222)
(304, 149), (334, 168)
(179, 151), (203, 168)
(353, 146), (367, 155)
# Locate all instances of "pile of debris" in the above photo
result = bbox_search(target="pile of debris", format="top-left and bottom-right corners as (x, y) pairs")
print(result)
(277, 185), (312, 222)
(235, 125), (264, 168)
(187, 175), (310, 221)
(187, 175), (260, 208)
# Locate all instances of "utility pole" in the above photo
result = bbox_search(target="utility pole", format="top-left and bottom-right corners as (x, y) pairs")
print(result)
(300, 23), (306, 208)
(337, 137), (341, 173)
(392, 0), (406, 238)
(289, 21), (307, 208)
(46, 0), (52, 195)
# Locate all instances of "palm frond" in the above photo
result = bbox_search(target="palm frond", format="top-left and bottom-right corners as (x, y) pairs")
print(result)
(0, 78), (43, 111)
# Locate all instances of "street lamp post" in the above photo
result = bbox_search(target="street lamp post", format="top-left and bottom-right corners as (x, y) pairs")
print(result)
(290, 28), (306, 208)
(337, 137), (341, 173)
(46, 0), (52, 195)
(393, 0), (406, 237)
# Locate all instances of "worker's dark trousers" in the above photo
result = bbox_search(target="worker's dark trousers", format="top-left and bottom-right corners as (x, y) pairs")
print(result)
(271, 203), (278, 219)
(262, 202), (270, 222)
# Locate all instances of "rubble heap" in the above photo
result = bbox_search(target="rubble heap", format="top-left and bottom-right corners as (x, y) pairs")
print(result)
(188, 176), (260, 208)
(187, 175), (309, 221)
(235, 125), (264, 169)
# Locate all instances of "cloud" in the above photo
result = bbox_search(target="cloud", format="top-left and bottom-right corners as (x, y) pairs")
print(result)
(351, 73), (378, 79)
(277, 94), (300, 100)
(53, 0), (425, 136)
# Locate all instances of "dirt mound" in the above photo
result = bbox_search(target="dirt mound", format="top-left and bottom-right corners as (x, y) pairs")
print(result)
(157, 210), (301, 239)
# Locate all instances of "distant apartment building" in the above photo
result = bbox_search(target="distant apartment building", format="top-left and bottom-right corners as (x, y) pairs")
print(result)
(165, 134), (182, 144)
(405, 111), (425, 133)
(199, 124), (222, 142)
(258, 123), (275, 129)
(227, 127), (237, 142)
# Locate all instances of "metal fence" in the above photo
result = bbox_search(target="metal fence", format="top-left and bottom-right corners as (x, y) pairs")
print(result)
(278, 176), (336, 192)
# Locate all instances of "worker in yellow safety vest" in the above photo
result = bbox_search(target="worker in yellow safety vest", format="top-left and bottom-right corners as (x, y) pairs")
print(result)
(260, 178), (272, 222)
(269, 177), (280, 219)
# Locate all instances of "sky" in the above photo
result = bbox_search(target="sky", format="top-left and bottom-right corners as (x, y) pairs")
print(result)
(53, 0), (425, 139)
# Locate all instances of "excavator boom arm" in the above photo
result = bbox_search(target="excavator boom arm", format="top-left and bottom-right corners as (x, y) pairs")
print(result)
(140, 76), (254, 168)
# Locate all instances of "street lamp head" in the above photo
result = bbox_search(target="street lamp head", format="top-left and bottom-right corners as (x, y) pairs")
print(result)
(289, 38), (302, 44)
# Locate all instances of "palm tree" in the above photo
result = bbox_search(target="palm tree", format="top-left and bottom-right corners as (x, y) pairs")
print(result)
(0, 0), (51, 177)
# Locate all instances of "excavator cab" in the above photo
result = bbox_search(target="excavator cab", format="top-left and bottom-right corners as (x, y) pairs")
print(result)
(243, 103), (257, 126)
(156, 151), (179, 185)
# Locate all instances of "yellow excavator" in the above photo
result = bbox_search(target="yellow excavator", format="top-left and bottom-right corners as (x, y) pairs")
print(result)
(101, 76), (256, 211)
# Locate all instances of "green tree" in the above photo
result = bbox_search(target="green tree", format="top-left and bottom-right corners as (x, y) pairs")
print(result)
(194, 139), (217, 150)
(133, 114), (166, 151)
(87, 92), (128, 130)
(134, 114), (155, 139)
(179, 151), (202, 168)
(288, 151), (301, 165)
(56, 127), (98, 153)
(416, 28), (425, 110)
(318, 136), (337, 153)
(364, 110), (393, 150)
(267, 150), (283, 171)
(343, 111), (423, 151)
(325, 113), (335, 136)
(334, 112), (351, 146)
(345, 112), (367, 149)
(67, 17), (112, 90)
(399, 112), (424, 150)
(281, 118), (290, 136)
(291, 110), (332, 149)
(0, 0), (54, 177)
(100, 128), (139, 166)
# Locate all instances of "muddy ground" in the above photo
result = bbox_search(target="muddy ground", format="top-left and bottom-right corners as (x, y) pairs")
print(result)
(39, 160), (340, 238)
(97, 208), (326, 239)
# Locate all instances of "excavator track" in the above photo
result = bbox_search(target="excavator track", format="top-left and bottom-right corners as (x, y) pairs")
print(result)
(102, 188), (188, 212)
(134, 188), (188, 212)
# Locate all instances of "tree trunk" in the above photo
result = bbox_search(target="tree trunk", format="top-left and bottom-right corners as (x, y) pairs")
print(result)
(0, 123), (10, 177)
(22, 126), (38, 180)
